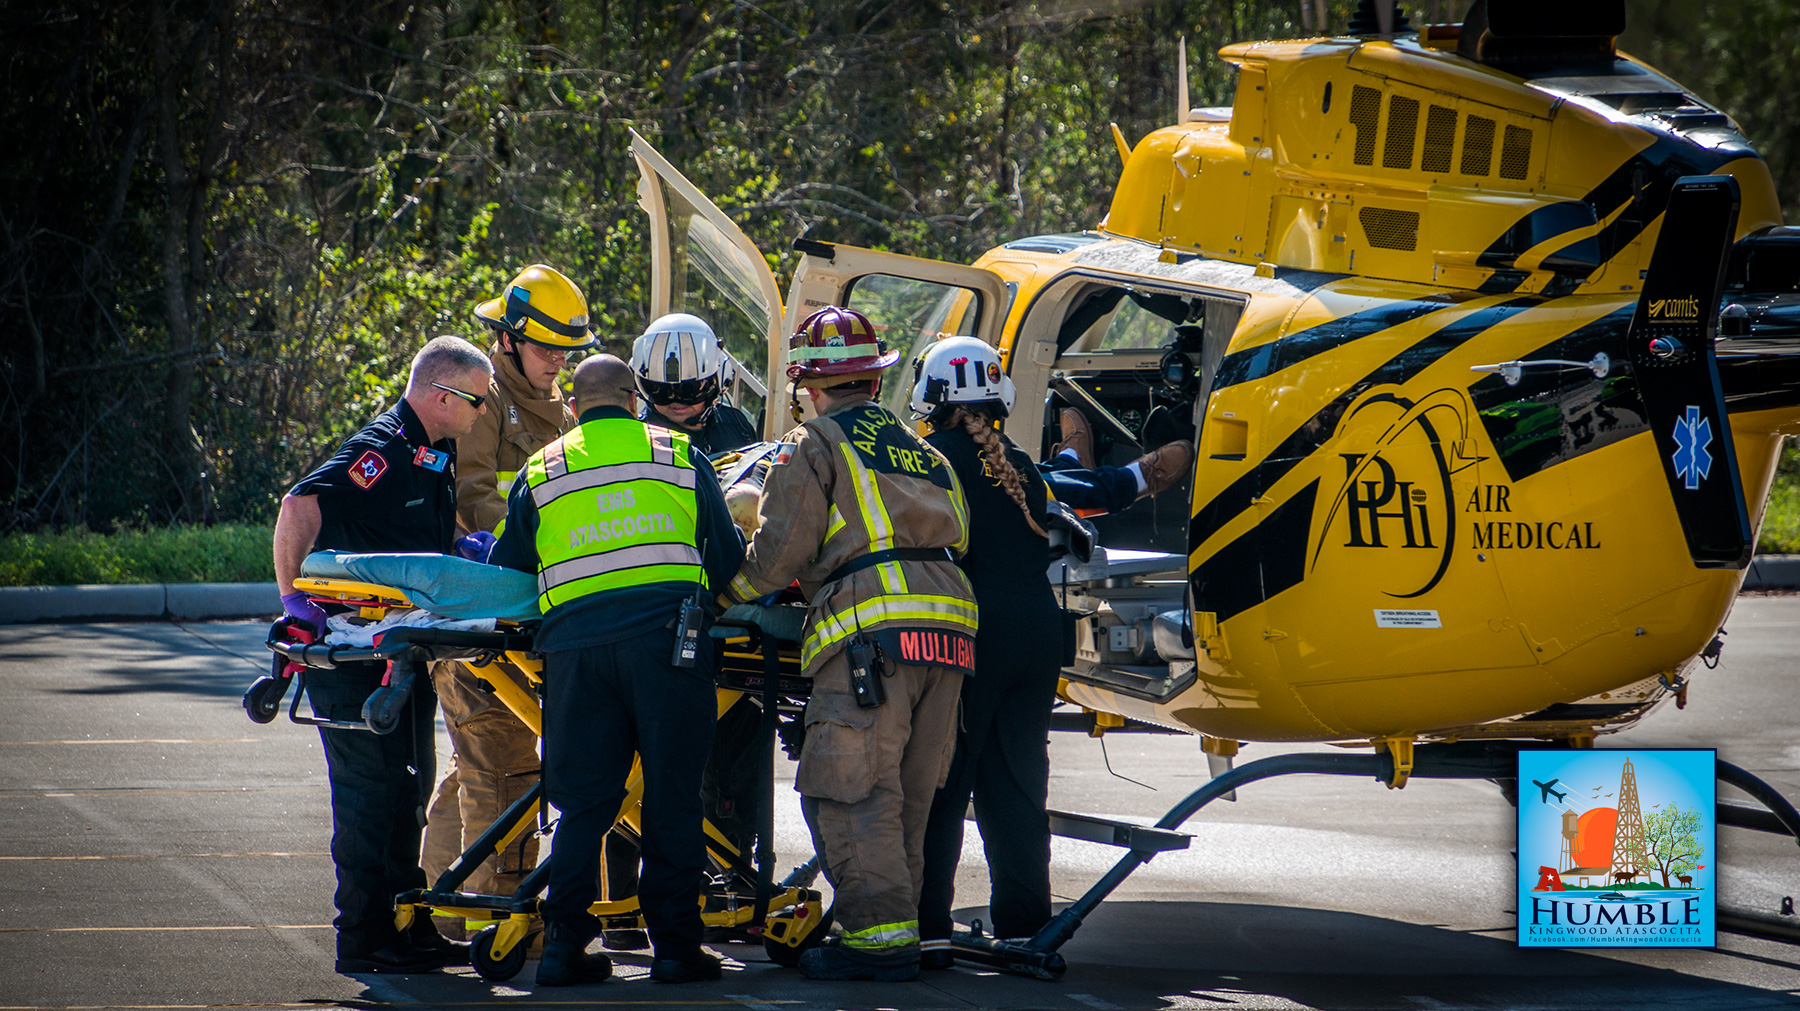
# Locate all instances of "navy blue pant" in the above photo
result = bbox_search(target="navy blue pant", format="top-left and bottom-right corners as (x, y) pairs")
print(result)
(1040, 455), (1138, 515)
(918, 603), (1061, 941)
(310, 662), (436, 958)
(541, 628), (716, 959)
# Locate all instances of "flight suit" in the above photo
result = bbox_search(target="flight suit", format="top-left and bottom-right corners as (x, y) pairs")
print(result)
(421, 348), (574, 928)
(643, 401), (759, 458)
(289, 399), (457, 961)
(918, 426), (1061, 946)
(722, 394), (977, 962)
(642, 398), (765, 889)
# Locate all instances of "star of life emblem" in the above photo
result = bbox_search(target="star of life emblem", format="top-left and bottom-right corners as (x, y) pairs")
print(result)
(1671, 405), (1713, 491)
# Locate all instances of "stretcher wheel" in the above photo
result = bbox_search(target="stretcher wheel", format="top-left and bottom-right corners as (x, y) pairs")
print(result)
(762, 905), (832, 968)
(243, 675), (288, 724)
(470, 924), (533, 982)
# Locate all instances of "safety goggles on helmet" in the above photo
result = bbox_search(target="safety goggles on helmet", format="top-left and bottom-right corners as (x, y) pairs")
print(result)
(908, 335), (1015, 418)
(473, 264), (597, 351)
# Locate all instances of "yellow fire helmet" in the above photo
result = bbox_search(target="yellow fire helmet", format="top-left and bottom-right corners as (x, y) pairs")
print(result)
(473, 264), (597, 351)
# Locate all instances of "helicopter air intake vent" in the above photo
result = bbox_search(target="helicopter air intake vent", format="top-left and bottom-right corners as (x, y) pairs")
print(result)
(1499, 124), (1533, 179)
(1350, 85), (1382, 165)
(1360, 206), (1419, 251)
(1461, 116), (1496, 176)
(1421, 105), (1457, 174)
(1384, 95), (1419, 169)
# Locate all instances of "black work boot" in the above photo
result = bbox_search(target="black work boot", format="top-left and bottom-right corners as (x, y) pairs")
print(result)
(799, 940), (919, 981)
(650, 948), (723, 983)
(536, 920), (612, 987)
(407, 916), (471, 967)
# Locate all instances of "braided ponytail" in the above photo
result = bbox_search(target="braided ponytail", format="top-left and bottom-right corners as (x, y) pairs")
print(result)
(948, 406), (1049, 539)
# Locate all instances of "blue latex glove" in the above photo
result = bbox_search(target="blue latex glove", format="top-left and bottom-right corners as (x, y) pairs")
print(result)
(455, 531), (498, 563)
(280, 591), (328, 631)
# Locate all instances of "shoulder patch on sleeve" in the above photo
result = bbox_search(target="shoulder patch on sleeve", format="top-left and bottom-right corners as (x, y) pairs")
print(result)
(773, 443), (795, 466)
(348, 449), (389, 489)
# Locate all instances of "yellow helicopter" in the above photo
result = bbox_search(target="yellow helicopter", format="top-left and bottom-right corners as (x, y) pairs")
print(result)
(627, 0), (1800, 976)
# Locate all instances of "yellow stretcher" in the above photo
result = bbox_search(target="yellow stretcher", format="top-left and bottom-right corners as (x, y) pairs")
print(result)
(250, 576), (829, 981)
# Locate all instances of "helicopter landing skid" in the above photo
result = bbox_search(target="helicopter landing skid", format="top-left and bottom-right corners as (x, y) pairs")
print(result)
(955, 740), (1800, 979)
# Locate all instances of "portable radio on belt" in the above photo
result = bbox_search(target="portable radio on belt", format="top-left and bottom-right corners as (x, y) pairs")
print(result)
(673, 598), (706, 668)
(847, 635), (885, 709)
(672, 538), (708, 669)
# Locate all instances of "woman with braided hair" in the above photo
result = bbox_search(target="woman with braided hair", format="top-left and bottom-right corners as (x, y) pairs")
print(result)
(908, 337), (1063, 968)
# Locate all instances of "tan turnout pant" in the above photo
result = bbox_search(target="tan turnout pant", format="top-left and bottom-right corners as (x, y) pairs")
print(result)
(422, 659), (541, 931)
(797, 651), (961, 949)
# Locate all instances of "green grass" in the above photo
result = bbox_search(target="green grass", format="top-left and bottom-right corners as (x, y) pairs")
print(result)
(0, 525), (275, 586)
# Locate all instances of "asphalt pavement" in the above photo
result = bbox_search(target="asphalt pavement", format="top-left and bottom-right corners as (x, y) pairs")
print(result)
(3, 600), (1800, 1010)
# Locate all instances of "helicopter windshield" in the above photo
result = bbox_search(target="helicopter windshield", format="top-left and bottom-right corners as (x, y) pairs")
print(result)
(631, 130), (784, 436)
(652, 190), (771, 422)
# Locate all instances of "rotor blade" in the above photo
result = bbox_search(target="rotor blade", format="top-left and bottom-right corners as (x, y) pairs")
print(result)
(1177, 37), (1189, 127)
(1623, 174), (1752, 568)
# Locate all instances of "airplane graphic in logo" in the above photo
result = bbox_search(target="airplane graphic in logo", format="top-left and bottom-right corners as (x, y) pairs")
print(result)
(1532, 778), (1567, 805)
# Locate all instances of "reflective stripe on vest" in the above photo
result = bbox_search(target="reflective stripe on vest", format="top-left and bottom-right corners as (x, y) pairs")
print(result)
(525, 419), (701, 612)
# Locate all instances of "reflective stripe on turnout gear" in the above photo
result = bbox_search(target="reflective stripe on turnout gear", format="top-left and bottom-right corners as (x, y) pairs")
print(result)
(840, 918), (921, 950)
(801, 593), (979, 670)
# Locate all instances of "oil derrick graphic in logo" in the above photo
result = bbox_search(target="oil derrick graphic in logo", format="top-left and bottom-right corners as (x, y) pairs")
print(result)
(1312, 389), (1483, 598)
(1613, 758), (1648, 883)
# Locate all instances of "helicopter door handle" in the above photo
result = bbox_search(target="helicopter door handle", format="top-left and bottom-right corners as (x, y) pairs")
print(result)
(1470, 352), (1610, 386)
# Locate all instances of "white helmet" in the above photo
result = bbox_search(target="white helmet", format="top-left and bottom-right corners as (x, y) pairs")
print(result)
(631, 313), (727, 406)
(908, 335), (1015, 418)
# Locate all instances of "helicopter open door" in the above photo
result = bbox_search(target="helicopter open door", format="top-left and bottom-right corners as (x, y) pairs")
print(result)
(784, 240), (1011, 428)
(630, 130), (786, 439)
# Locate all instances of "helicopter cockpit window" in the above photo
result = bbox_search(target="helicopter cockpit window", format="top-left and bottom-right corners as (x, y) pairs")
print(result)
(1042, 282), (1239, 554)
(837, 272), (1003, 417)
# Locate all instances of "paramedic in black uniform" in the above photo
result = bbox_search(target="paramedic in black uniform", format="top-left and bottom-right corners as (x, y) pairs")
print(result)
(271, 335), (496, 975)
(908, 337), (1062, 967)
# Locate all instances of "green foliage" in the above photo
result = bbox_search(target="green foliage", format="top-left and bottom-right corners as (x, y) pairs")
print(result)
(2, 0), (1793, 537)
(1641, 804), (1705, 887)
(0, 525), (275, 586)
(1756, 442), (1800, 553)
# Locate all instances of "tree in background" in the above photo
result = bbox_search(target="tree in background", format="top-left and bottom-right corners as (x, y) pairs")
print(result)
(3, 0), (1791, 533)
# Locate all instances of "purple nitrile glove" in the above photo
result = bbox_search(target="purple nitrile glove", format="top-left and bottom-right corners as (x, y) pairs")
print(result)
(455, 530), (498, 563)
(281, 591), (328, 632)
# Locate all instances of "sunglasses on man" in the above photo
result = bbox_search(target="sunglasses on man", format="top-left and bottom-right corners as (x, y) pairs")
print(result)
(432, 381), (488, 411)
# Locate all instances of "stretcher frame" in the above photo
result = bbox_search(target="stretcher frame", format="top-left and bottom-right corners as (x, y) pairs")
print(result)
(253, 576), (831, 981)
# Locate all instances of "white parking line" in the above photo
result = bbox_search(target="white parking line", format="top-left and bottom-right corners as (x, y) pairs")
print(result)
(724, 995), (789, 1011)
(1068, 994), (1124, 1010)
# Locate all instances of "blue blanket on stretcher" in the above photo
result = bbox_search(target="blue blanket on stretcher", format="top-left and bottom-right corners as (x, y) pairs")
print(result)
(301, 551), (541, 623)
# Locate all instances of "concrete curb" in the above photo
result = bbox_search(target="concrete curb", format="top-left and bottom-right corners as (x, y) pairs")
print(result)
(2, 557), (1798, 624)
(1744, 556), (1800, 591)
(0, 582), (280, 624)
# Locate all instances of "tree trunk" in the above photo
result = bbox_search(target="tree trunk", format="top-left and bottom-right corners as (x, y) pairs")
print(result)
(153, 2), (199, 520)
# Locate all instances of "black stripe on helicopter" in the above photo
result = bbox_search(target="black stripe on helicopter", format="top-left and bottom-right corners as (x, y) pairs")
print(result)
(1189, 296), (1542, 554)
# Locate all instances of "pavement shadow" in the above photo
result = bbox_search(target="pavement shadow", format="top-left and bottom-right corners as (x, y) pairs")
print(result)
(19, 622), (271, 701)
(1026, 901), (1800, 1009)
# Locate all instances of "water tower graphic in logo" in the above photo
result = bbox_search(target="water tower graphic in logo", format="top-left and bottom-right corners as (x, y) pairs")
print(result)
(1517, 750), (1715, 948)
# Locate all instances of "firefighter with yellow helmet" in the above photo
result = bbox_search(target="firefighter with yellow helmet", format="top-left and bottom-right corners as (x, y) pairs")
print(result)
(720, 306), (978, 982)
(420, 264), (592, 940)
